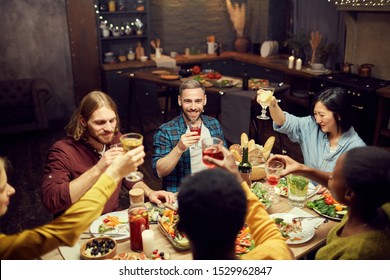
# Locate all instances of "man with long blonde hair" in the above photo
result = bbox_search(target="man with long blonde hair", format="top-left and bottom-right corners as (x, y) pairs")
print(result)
(41, 91), (174, 218)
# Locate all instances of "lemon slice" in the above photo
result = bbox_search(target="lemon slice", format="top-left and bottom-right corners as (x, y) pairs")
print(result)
(258, 90), (273, 103)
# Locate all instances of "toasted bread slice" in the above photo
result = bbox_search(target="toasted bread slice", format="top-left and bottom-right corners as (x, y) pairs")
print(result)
(231, 149), (242, 162)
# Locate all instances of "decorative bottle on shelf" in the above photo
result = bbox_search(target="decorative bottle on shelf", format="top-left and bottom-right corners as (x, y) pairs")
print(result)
(108, 0), (116, 12)
(242, 70), (249, 90)
(135, 42), (145, 60)
(128, 188), (149, 252)
(238, 140), (252, 186)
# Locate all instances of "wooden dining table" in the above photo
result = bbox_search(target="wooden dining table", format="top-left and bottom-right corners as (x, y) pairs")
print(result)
(41, 195), (337, 260)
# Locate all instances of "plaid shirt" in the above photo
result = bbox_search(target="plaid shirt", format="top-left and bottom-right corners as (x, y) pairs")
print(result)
(152, 113), (226, 192)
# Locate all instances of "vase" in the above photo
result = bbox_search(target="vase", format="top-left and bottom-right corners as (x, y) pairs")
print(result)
(234, 37), (249, 53)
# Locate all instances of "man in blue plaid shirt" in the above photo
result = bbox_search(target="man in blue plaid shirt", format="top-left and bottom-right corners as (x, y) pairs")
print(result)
(152, 80), (226, 192)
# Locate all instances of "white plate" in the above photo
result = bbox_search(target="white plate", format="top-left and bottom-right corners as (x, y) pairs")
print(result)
(269, 213), (315, 245)
(89, 210), (129, 241)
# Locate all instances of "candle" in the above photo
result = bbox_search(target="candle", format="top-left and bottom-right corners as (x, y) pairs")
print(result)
(141, 229), (155, 257)
(288, 56), (294, 69)
(296, 58), (302, 70)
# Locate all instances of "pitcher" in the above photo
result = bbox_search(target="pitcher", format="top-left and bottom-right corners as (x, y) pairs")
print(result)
(207, 42), (218, 55)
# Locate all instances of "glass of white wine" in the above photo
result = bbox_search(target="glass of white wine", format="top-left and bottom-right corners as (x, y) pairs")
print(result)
(119, 132), (144, 182)
(256, 87), (275, 120)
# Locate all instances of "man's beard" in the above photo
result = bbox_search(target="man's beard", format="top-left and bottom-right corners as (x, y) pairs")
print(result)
(182, 109), (201, 123)
(85, 127), (114, 145)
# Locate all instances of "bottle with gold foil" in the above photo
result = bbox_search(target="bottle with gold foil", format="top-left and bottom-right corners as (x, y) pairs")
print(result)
(238, 140), (252, 186)
(128, 188), (149, 252)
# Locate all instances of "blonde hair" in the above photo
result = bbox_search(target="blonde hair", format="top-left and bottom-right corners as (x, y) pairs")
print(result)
(65, 91), (120, 141)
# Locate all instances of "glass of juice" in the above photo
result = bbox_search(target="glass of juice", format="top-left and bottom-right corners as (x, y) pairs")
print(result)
(287, 175), (309, 208)
(201, 137), (224, 168)
(120, 133), (144, 182)
(189, 122), (202, 150)
(264, 159), (285, 204)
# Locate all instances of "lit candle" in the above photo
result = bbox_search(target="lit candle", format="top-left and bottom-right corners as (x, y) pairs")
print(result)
(288, 56), (294, 69)
(296, 58), (302, 70)
(141, 229), (155, 257)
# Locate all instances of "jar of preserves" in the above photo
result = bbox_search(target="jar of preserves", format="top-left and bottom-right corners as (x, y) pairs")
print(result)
(108, 0), (116, 12)
(128, 189), (149, 252)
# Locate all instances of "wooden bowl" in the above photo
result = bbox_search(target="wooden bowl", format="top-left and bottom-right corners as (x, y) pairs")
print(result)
(80, 236), (117, 260)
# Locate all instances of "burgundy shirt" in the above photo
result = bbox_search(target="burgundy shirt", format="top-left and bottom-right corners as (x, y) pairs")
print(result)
(41, 133), (135, 217)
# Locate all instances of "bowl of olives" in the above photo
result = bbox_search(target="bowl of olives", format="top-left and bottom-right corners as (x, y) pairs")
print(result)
(80, 236), (117, 260)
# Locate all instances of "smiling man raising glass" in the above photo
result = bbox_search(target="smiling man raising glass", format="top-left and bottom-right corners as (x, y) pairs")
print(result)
(152, 80), (226, 192)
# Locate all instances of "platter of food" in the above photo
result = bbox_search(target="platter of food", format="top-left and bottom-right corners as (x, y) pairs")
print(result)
(152, 70), (171, 75)
(250, 182), (271, 209)
(235, 224), (255, 255)
(160, 74), (180, 80)
(211, 79), (237, 88)
(275, 177), (320, 198)
(249, 78), (269, 90)
(269, 213), (315, 244)
(89, 210), (129, 241)
(307, 194), (348, 221)
(158, 209), (190, 251)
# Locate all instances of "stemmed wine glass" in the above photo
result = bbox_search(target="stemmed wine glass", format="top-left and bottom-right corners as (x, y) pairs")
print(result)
(264, 159), (285, 205)
(119, 132), (144, 182)
(189, 122), (202, 150)
(256, 87), (275, 120)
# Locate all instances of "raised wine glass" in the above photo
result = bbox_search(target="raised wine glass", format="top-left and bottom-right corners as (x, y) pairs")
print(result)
(119, 132), (144, 182)
(189, 122), (202, 150)
(264, 159), (285, 204)
(256, 87), (275, 120)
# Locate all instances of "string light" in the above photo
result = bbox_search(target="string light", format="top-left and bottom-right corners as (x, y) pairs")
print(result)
(328, 0), (390, 7)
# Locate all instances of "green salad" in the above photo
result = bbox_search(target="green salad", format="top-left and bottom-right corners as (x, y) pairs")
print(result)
(250, 182), (271, 209)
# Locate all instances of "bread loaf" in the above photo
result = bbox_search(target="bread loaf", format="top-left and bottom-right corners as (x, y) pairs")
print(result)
(262, 136), (275, 160)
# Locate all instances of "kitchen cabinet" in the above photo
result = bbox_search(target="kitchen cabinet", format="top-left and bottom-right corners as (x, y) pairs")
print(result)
(373, 87), (390, 147)
(202, 60), (235, 76)
(95, 0), (150, 64)
(234, 61), (285, 83)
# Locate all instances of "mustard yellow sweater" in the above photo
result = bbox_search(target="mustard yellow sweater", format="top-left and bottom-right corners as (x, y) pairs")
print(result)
(240, 182), (293, 260)
(0, 174), (116, 259)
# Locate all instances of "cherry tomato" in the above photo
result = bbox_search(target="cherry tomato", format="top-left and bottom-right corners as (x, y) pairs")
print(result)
(324, 196), (335, 205)
(207, 72), (215, 79)
(103, 218), (110, 223)
(214, 72), (222, 79)
(192, 65), (201, 74)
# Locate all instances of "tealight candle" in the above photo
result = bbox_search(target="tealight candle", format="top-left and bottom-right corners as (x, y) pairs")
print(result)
(288, 56), (294, 69)
(296, 58), (302, 70)
(141, 229), (155, 257)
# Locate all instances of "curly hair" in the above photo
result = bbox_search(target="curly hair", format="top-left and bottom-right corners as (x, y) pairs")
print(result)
(177, 168), (247, 253)
(65, 91), (120, 141)
(343, 146), (390, 208)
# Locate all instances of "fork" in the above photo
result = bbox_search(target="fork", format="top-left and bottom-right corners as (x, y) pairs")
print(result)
(292, 216), (322, 222)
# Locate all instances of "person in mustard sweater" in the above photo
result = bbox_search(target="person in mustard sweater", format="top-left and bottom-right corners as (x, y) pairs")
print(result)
(177, 146), (294, 260)
(0, 145), (145, 260)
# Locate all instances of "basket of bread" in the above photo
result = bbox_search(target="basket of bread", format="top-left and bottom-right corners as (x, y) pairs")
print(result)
(230, 133), (275, 180)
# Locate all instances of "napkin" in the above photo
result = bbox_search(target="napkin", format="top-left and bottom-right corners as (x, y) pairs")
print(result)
(59, 243), (81, 260)
(151, 55), (177, 68)
(288, 207), (326, 229)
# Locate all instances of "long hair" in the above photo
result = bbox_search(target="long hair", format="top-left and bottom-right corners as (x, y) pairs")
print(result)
(312, 87), (353, 133)
(65, 91), (120, 141)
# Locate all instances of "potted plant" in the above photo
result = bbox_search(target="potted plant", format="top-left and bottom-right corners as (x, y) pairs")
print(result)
(284, 29), (310, 62)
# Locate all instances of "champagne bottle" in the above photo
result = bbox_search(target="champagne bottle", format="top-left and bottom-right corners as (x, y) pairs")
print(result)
(239, 140), (252, 186)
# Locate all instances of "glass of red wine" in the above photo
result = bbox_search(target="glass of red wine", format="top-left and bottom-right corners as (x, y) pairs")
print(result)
(189, 122), (202, 150)
(201, 137), (224, 168)
(264, 159), (285, 204)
